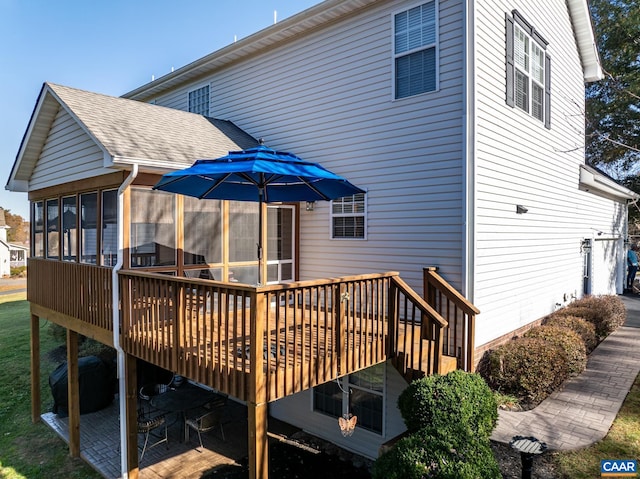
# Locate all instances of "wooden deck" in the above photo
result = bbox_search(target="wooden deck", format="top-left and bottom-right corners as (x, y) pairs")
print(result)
(28, 258), (477, 479)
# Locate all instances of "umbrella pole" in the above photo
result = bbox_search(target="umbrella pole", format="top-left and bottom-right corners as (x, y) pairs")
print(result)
(257, 190), (263, 286)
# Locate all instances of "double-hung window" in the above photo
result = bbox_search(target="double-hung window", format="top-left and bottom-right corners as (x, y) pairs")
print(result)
(313, 363), (385, 435)
(506, 11), (551, 128)
(188, 85), (210, 115)
(331, 193), (366, 239)
(394, 1), (438, 99)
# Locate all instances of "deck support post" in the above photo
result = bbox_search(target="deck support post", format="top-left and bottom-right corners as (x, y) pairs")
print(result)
(30, 313), (41, 423)
(66, 328), (80, 457)
(125, 353), (139, 479)
(248, 291), (268, 479)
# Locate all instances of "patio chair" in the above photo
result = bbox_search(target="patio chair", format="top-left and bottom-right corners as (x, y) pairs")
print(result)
(185, 409), (225, 450)
(137, 410), (168, 460)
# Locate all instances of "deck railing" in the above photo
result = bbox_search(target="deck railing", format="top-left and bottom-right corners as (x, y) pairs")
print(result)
(28, 258), (113, 332)
(259, 273), (392, 401)
(424, 267), (478, 371)
(118, 270), (453, 401)
(27, 262), (472, 401)
(119, 271), (256, 401)
(388, 276), (449, 381)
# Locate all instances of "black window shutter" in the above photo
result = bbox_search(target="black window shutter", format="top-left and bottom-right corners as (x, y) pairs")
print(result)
(505, 13), (514, 107)
(545, 53), (551, 129)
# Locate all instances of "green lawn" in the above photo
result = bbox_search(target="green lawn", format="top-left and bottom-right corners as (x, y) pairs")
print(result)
(0, 293), (101, 479)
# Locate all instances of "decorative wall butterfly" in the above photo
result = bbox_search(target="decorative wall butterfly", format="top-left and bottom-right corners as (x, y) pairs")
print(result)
(338, 414), (357, 437)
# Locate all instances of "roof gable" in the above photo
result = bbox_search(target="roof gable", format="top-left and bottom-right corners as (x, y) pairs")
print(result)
(6, 83), (258, 192)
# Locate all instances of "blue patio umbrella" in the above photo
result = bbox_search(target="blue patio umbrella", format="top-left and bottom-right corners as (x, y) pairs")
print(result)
(153, 142), (365, 284)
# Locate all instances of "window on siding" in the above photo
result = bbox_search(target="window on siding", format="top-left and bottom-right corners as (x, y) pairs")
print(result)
(331, 193), (366, 239)
(188, 85), (210, 115)
(394, 1), (438, 99)
(506, 11), (551, 128)
(313, 363), (385, 435)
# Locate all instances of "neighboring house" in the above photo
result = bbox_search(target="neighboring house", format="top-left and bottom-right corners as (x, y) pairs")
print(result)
(0, 208), (28, 276)
(5, 0), (638, 478)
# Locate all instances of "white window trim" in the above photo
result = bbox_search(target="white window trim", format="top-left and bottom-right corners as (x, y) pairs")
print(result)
(391, 0), (440, 101)
(506, 10), (550, 128)
(329, 192), (368, 240)
(187, 83), (210, 116)
(311, 364), (387, 437)
(514, 24), (544, 120)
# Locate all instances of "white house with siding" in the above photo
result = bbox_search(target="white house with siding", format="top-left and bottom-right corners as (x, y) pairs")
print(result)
(6, 0), (638, 467)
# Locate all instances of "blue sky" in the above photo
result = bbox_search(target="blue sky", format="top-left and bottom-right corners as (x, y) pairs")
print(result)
(0, 0), (319, 219)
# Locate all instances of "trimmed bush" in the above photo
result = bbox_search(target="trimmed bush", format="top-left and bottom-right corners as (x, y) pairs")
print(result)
(545, 314), (598, 353)
(485, 337), (569, 404)
(372, 431), (501, 479)
(524, 325), (587, 376)
(397, 370), (497, 440)
(565, 295), (625, 338)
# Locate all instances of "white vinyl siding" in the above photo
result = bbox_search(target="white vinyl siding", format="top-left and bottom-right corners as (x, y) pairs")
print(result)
(154, 0), (466, 292)
(29, 108), (112, 191)
(473, 0), (625, 345)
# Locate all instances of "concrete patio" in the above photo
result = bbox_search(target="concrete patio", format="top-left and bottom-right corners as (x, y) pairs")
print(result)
(42, 391), (253, 479)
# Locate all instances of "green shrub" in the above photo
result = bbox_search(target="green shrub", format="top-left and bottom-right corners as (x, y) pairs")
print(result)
(545, 314), (598, 353)
(397, 370), (497, 440)
(10, 266), (26, 277)
(565, 295), (625, 338)
(372, 431), (501, 479)
(524, 325), (587, 376)
(484, 337), (569, 404)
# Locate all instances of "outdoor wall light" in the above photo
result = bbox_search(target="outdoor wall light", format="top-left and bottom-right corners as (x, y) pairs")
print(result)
(306, 201), (315, 211)
(516, 205), (528, 214)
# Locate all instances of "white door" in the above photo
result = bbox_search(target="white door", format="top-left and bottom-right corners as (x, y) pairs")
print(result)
(266, 205), (296, 284)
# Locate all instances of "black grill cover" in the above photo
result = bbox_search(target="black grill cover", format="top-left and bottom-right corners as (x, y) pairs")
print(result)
(49, 355), (114, 417)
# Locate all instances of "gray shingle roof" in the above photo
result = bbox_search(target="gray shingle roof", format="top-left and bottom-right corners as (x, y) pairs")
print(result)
(48, 83), (258, 166)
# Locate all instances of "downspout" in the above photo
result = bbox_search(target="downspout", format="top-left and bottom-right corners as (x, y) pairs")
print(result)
(462, 0), (477, 301)
(113, 164), (138, 479)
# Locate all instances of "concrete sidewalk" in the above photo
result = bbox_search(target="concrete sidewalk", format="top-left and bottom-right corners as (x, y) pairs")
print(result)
(491, 294), (640, 450)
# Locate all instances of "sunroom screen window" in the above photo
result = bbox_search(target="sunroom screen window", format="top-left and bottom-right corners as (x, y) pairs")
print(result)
(46, 198), (59, 259)
(229, 201), (259, 262)
(80, 192), (97, 264)
(32, 201), (44, 258)
(102, 190), (118, 267)
(130, 189), (176, 268)
(394, 1), (437, 98)
(183, 196), (222, 266)
(61, 196), (77, 261)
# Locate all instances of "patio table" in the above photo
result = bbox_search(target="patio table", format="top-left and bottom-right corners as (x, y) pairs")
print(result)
(150, 384), (217, 441)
